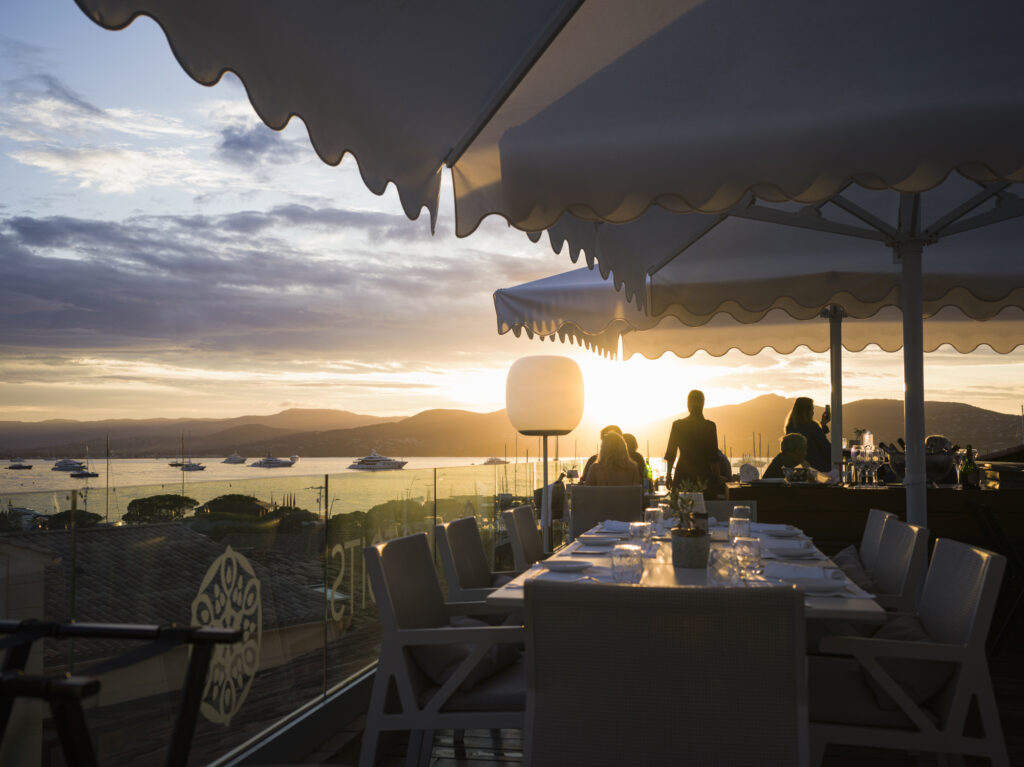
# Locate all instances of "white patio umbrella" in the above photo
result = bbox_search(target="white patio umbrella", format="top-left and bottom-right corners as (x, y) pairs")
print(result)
(532, 174), (1024, 525)
(77, 0), (1024, 524)
(496, 264), (1024, 467)
(75, 0), (1024, 232)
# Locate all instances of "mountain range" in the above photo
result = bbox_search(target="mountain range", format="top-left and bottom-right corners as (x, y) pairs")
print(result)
(2, 397), (1021, 459)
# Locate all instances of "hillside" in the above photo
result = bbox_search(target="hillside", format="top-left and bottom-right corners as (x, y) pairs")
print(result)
(1, 399), (1019, 458)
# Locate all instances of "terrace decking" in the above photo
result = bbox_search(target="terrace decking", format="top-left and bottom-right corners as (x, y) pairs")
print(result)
(302, 647), (1024, 767)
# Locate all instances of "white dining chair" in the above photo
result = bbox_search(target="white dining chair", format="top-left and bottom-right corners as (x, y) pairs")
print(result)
(831, 508), (895, 589)
(501, 504), (545, 571)
(524, 581), (809, 767)
(360, 533), (525, 767)
(435, 516), (519, 602)
(870, 518), (929, 613)
(567, 484), (644, 539)
(809, 538), (1008, 766)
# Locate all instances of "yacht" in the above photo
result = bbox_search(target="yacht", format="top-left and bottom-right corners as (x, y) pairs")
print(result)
(348, 450), (407, 471)
(180, 461), (206, 471)
(251, 454), (298, 468)
(71, 468), (99, 478)
(6, 460), (32, 470)
(222, 452), (246, 464)
(482, 456), (509, 465)
(52, 458), (87, 472)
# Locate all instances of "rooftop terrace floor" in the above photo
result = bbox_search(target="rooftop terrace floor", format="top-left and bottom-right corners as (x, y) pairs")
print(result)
(298, 647), (1024, 766)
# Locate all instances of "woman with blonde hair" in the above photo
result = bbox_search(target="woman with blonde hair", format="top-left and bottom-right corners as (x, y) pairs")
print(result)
(585, 431), (641, 486)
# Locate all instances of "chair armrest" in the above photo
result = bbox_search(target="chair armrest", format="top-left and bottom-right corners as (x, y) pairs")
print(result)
(818, 634), (966, 662)
(445, 600), (505, 617)
(396, 625), (525, 646)
(448, 588), (498, 602)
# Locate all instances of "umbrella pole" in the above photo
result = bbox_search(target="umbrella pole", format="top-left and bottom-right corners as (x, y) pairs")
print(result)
(897, 237), (927, 528)
(828, 306), (844, 472)
(542, 435), (552, 552)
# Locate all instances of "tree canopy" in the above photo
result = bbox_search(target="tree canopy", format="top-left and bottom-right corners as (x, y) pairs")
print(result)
(123, 494), (199, 523)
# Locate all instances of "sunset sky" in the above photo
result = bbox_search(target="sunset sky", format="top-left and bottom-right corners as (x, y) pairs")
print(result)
(2, 0), (1022, 432)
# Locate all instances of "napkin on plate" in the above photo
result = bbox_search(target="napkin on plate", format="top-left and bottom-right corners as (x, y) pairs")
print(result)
(762, 563), (834, 580)
(751, 522), (795, 534)
(600, 520), (632, 533)
(763, 538), (813, 552)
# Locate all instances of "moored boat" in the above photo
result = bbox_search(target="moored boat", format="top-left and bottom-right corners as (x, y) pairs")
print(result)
(180, 461), (206, 471)
(222, 452), (246, 464)
(482, 456), (509, 465)
(52, 458), (86, 472)
(251, 454), (298, 468)
(348, 450), (407, 471)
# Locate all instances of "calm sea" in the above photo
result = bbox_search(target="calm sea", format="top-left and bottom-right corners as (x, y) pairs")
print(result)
(0, 456), (567, 522)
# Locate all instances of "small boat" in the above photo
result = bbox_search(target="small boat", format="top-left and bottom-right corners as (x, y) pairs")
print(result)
(52, 458), (87, 472)
(222, 452), (246, 464)
(180, 461), (206, 471)
(348, 450), (407, 471)
(71, 468), (99, 478)
(482, 456), (509, 465)
(251, 454), (298, 468)
(6, 460), (32, 470)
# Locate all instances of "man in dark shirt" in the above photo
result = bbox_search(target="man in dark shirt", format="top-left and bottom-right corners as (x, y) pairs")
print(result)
(664, 390), (722, 495)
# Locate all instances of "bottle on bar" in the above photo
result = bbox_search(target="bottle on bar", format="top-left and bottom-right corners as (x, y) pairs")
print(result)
(960, 444), (979, 489)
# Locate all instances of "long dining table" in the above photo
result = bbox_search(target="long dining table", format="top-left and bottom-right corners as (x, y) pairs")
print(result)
(487, 520), (887, 625)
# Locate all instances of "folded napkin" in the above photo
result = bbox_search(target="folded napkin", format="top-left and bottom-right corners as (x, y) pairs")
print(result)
(600, 520), (632, 533)
(573, 545), (616, 555)
(763, 538), (814, 552)
(751, 522), (795, 533)
(762, 563), (835, 580)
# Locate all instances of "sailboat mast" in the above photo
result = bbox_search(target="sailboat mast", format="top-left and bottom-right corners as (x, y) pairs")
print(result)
(105, 433), (110, 523)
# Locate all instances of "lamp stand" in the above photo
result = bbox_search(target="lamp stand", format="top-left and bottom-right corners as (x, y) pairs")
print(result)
(541, 434), (552, 552)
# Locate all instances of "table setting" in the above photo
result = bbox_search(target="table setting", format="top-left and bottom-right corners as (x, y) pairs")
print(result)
(487, 515), (885, 623)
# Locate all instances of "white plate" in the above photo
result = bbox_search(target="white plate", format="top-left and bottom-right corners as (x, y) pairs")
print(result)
(770, 548), (818, 559)
(783, 577), (847, 594)
(578, 534), (621, 545)
(544, 559), (593, 573)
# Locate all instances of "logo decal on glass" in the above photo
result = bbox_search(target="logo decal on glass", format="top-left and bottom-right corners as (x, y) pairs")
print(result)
(192, 546), (262, 725)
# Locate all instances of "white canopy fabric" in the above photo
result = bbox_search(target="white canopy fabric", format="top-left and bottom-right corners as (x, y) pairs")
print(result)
(76, 0), (1024, 234)
(495, 266), (1024, 359)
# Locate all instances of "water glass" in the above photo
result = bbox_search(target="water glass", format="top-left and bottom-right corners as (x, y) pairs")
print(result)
(611, 543), (644, 584)
(707, 547), (742, 586)
(728, 515), (751, 541)
(629, 521), (652, 544)
(644, 506), (664, 532)
(733, 537), (762, 575)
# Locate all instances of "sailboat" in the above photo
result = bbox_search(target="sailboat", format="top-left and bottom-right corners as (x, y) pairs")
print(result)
(171, 434), (205, 471)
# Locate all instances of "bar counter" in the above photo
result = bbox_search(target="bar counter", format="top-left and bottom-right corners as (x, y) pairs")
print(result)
(726, 482), (1024, 551)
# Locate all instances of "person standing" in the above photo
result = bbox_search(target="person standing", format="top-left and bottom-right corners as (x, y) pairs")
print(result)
(664, 390), (722, 496)
(784, 397), (831, 472)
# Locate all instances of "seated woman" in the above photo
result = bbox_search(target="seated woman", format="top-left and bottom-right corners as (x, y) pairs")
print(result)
(763, 433), (813, 479)
(585, 431), (642, 486)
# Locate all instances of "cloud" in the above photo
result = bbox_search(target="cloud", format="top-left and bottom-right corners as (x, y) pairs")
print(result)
(0, 205), (522, 363)
(215, 123), (302, 167)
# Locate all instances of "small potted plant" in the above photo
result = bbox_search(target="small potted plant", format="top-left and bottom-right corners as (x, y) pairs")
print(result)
(670, 480), (709, 568)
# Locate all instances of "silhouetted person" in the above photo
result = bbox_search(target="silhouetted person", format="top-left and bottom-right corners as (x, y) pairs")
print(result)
(622, 433), (649, 488)
(664, 390), (722, 496)
(581, 424), (622, 482)
(784, 396), (831, 472)
(585, 431), (642, 486)
(763, 433), (812, 479)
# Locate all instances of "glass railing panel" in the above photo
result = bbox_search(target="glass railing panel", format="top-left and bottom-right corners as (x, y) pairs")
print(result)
(0, 458), (539, 765)
(320, 465), (439, 692)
